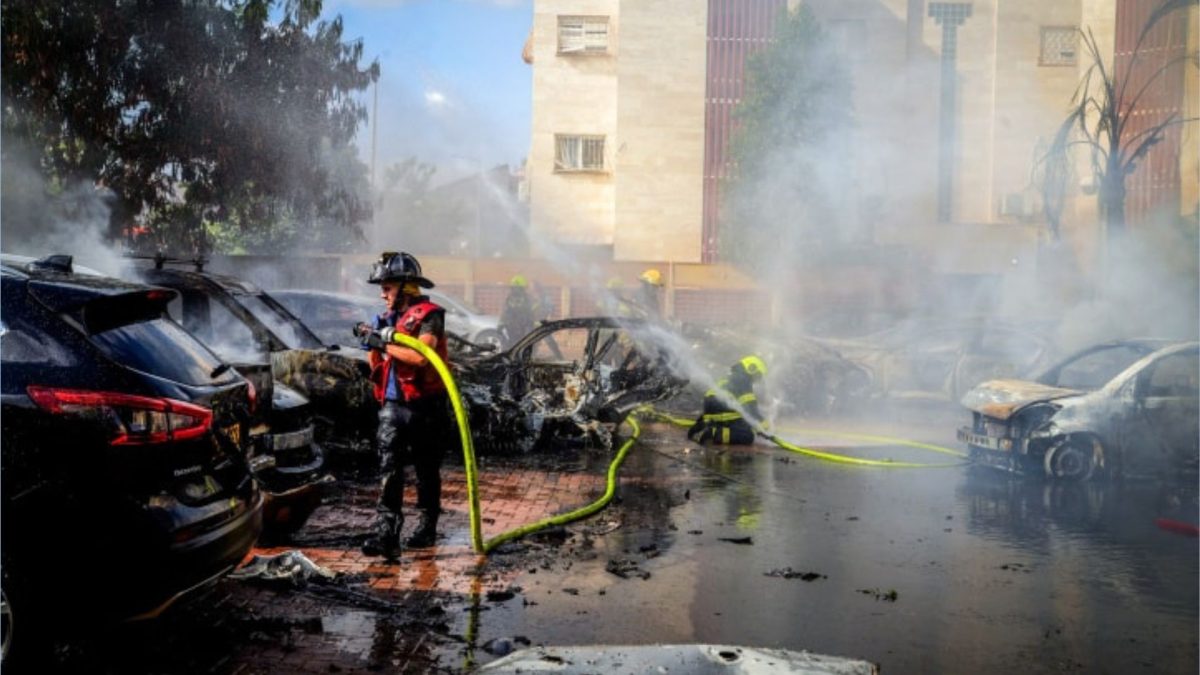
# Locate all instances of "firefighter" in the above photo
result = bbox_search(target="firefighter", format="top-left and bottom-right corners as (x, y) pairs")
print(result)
(632, 268), (664, 320)
(688, 355), (768, 445)
(499, 274), (537, 349)
(355, 251), (451, 559)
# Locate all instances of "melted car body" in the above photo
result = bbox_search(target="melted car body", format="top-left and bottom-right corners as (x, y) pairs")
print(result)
(452, 317), (687, 454)
(959, 339), (1199, 480)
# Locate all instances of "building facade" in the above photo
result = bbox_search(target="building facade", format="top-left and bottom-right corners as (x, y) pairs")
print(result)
(526, 0), (1195, 278)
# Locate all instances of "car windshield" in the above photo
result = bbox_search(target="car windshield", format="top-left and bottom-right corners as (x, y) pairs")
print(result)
(1042, 345), (1149, 391)
(232, 292), (325, 350)
(90, 317), (239, 386)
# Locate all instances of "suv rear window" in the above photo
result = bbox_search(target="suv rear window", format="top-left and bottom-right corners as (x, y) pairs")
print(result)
(90, 317), (239, 387)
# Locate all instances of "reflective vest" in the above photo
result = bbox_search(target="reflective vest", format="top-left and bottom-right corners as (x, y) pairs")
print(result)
(371, 300), (448, 403)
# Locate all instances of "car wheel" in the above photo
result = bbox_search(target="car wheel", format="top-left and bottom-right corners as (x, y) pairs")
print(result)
(1044, 437), (1099, 482)
(474, 329), (503, 352)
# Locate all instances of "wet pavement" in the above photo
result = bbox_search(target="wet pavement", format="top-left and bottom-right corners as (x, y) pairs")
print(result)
(42, 404), (1199, 673)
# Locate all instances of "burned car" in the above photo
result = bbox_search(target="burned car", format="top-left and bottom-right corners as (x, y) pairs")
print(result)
(959, 339), (1199, 481)
(0, 255), (262, 661)
(814, 320), (1053, 403)
(124, 258), (378, 441)
(452, 317), (687, 454)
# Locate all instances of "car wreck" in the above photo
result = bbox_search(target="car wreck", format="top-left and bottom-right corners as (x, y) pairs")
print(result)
(959, 339), (1199, 481)
(451, 317), (688, 454)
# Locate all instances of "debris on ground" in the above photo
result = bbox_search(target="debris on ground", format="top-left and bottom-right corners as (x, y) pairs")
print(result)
(857, 588), (899, 602)
(228, 550), (336, 587)
(764, 568), (827, 582)
(605, 557), (652, 580)
(482, 636), (532, 656)
(718, 536), (753, 545)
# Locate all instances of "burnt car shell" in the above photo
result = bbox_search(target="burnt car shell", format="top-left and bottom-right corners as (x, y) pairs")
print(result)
(452, 317), (686, 454)
(959, 339), (1199, 481)
(128, 265), (377, 439)
(0, 256), (263, 638)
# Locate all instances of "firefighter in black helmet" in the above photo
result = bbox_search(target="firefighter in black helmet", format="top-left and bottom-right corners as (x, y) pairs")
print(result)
(354, 251), (451, 560)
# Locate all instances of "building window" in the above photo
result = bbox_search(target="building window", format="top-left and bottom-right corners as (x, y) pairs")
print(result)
(558, 16), (609, 54)
(554, 135), (605, 172)
(1040, 26), (1078, 66)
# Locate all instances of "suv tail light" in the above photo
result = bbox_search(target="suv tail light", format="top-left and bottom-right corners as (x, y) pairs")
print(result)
(26, 386), (213, 445)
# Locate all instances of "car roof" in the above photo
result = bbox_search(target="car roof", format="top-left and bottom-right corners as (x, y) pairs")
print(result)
(135, 265), (263, 294)
(1, 254), (175, 310)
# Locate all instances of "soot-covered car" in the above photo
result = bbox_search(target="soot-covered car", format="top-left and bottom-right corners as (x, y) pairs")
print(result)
(0, 255), (263, 662)
(959, 339), (1199, 481)
(452, 317), (688, 454)
(815, 320), (1053, 403)
(124, 258), (377, 441)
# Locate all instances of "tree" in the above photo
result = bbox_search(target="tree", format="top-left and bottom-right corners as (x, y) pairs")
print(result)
(1044, 0), (1198, 238)
(721, 5), (855, 267)
(1, 0), (379, 253)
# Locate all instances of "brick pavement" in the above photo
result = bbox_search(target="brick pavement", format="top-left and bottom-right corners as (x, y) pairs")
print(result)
(205, 457), (616, 673)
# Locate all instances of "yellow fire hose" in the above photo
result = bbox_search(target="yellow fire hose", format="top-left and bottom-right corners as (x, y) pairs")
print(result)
(634, 405), (967, 468)
(391, 333), (967, 554)
(389, 333), (641, 555)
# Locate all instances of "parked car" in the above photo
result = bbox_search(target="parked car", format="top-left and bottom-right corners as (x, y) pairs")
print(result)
(0, 255), (263, 662)
(124, 258), (377, 442)
(814, 319), (1053, 403)
(959, 339), (1199, 481)
(452, 317), (687, 454)
(271, 288), (503, 352)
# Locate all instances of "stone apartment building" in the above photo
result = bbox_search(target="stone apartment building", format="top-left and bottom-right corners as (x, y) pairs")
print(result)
(523, 0), (1196, 296)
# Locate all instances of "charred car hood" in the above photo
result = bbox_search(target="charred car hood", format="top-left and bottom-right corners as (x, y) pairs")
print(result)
(961, 379), (1082, 420)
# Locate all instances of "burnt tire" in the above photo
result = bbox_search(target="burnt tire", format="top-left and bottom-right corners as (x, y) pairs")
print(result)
(1044, 438), (1099, 482)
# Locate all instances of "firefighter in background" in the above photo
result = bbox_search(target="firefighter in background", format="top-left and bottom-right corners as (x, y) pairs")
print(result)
(355, 251), (451, 559)
(499, 274), (538, 349)
(688, 355), (768, 445)
(631, 268), (664, 320)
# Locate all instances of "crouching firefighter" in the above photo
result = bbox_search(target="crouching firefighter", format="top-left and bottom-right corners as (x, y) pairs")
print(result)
(354, 251), (452, 560)
(687, 356), (768, 445)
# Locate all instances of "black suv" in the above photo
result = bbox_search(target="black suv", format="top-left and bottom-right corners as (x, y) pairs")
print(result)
(0, 255), (263, 662)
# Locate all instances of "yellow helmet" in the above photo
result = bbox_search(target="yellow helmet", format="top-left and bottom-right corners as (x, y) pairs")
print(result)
(740, 355), (767, 378)
(510, 274), (528, 288)
(639, 268), (663, 287)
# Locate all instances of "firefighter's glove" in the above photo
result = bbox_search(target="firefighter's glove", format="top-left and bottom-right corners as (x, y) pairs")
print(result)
(354, 323), (388, 351)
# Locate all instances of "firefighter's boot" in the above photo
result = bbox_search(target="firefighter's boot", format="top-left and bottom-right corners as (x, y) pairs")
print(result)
(405, 510), (439, 549)
(362, 513), (402, 560)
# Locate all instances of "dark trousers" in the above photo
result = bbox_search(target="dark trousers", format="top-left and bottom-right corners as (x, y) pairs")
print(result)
(376, 395), (450, 524)
(687, 418), (756, 445)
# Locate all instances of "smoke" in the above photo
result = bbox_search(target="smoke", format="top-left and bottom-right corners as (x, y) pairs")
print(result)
(0, 148), (131, 276)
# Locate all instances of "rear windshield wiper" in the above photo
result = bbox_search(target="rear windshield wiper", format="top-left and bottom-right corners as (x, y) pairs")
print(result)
(211, 363), (232, 378)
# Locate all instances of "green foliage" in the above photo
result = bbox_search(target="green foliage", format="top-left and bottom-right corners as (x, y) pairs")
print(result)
(721, 5), (855, 268)
(1, 0), (379, 254)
